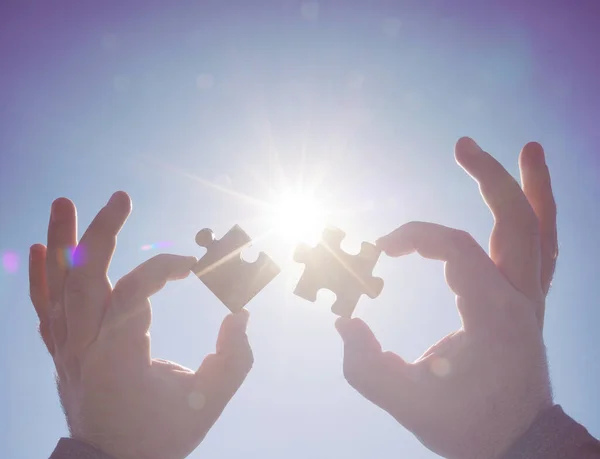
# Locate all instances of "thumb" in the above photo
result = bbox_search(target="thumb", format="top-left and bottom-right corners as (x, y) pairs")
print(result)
(216, 309), (252, 356)
(188, 310), (254, 433)
(336, 317), (382, 353)
(199, 309), (254, 387)
(194, 309), (253, 394)
(336, 318), (416, 419)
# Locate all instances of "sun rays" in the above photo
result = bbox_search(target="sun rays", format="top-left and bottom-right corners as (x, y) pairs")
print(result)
(132, 98), (382, 290)
(266, 187), (329, 245)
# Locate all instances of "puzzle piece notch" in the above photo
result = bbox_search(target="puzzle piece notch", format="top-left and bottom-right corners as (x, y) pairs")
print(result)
(293, 227), (384, 318)
(193, 225), (281, 313)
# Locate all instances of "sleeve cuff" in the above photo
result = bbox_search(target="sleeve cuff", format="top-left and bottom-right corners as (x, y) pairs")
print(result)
(500, 405), (600, 459)
(50, 438), (116, 459)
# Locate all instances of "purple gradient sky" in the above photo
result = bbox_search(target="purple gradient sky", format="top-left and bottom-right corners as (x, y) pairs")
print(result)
(1, 1), (599, 458)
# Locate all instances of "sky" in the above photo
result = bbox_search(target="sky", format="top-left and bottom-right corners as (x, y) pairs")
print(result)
(1, 1), (599, 458)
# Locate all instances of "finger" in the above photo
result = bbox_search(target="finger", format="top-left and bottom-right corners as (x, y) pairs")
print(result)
(455, 137), (542, 299)
(216, 309), (252, 357)
(62, 192), (131, 353)
(377, 221), (510, 310)
(29, 244), (55, 354)
(189, 312), (253, 427)
(73, 191), (132, 277)
(519, 142), (558, 297)
(46, 198), (77, 303)
(101, 254), (198, 340)
(113, 254), (197, 303)
(336, 317), (382, 354)
(29, 245), (49, 322)
(336, 318), (417, 423)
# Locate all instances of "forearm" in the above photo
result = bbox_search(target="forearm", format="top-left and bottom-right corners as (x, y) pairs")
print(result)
(501, 405), (600, 459)
(50, 438), (116, 459)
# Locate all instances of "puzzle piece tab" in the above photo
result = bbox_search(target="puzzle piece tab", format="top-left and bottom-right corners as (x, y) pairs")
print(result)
(293, 227), (384, 318)
(193, 225), (280, 313)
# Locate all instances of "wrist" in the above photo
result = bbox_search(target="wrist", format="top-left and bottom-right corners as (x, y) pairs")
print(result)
(50, 437), (118, 459)
(488, 391), (554, 459)
(497, 405), (598, 459)
(492, 398), (555, 459)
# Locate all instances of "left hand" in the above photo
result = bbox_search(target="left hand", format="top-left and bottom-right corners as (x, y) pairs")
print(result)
(29, 192), (253, 459)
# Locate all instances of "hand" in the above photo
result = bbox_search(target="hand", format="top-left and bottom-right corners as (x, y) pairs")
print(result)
(29, 192), (253, 459)
(336, 138), (558, 459)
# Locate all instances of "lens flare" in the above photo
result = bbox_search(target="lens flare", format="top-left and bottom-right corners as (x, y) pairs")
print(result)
(56, 246), (85, 269)
(141, 241), (173, 251)
(2, 251), (19, 274)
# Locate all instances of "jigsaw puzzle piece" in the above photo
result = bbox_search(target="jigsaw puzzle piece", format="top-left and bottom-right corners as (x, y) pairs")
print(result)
(329, 270), (384, 316)
(292, 227), (384, 318)
(193, 225), (280, 313)
(292, 238), (340, 303)
(292, 242), (312, 265)
(292, 258), (319, 302)
(357, 242), (383, 271)
(322, 226), (346, 247)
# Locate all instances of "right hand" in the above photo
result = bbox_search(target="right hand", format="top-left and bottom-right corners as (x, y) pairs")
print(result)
(29, 192), (254, 459)
(336, 138), (558, 459)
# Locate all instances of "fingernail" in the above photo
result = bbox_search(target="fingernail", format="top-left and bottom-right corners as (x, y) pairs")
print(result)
(375, 237), (394, 256)
(107, 191), (129, 208)
(107, 192), (120, 205)
(186, 256), (198, 266)
(459, 137), (481, 155)
(229, 309), (250, 330)
(29, 244), (39, 260)
(523, 142), (546, 167)
(51, 198), (68, 222)
(335, 317), (358, 343)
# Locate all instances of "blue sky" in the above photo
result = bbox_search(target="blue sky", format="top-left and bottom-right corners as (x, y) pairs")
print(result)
(1, 1), (599, 458)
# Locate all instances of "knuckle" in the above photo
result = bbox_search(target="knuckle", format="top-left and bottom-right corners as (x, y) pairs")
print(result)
(112, 275), (141, 304)
(543, 236), (559, 260)
(65, 273), (89, 298)
(238, 349), (254, 374)
(550, 196), (558, 215)
(113, 277), (132, 298)
(220, 348), (254, 379)
(496, 217), (540, 240)
(232, 343), (254, 375)
(500, 293), (528, 317)
(453, 229), (477, 249)
(39, 321), (55, 354)
(342, 362), (359, 384)
(84, 217), (118, 248)
(405, 221), (424, 232)
(214, 341), (254, 379)
(153, 253), (172, 264)
(30, 291), (45, 310)
(150, 253), (176, 275)
(525, 207), (541, 228)
(92, 207), (117, 233)
(342, 356), (367, 386)
(381, 351), (401, 365)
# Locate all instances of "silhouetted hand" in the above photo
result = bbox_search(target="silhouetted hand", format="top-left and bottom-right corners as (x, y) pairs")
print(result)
(29, 192), (253, 459)
(337, 138), (558, 459)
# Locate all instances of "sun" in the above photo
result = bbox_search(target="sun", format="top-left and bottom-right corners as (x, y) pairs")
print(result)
(268, 189), (328, 244)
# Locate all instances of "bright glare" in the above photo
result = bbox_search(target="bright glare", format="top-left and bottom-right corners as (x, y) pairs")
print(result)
(268, 189), (328, 244)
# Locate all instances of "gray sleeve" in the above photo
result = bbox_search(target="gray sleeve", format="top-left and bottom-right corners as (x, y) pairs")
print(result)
(501, 405), (600, 459)
(50, 438), (116, 459)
